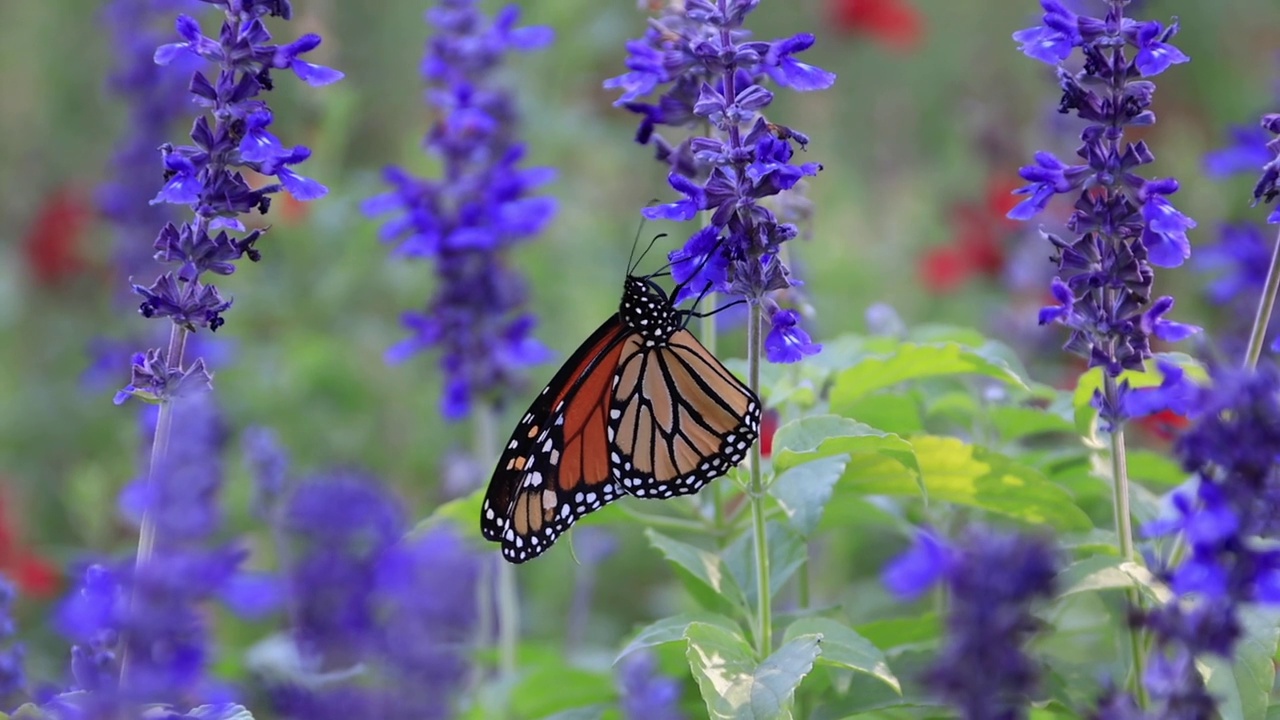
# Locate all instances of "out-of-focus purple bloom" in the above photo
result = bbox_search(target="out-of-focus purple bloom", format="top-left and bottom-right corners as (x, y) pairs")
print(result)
(118, 0), (340, 404)
(98, 0), (203, 297)
(53, 392), (255, 712)
(1197, 223), (1270, 305)
(1205, 125), (1272, 179)
(0, 575), (24, 705)
(884, 527), (1058, 720)
(265, 472), (480, 720)
(1009, 0), (1197, 428)
(243, 425), (291, 520)
(1134, 362), (1280, 717)
(607, 0), (834, 357)
(882, 530), (953, 600)
(363, 0), (555, 421)
(618, 651), (684, 720)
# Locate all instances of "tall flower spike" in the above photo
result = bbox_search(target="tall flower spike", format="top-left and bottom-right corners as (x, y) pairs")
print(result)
(1131, 362), (1280, 717)
(117, 0), (341, 404)
(363, 0), (556, 421)
(263, 472), (479, 720)
(883, 528), (1059, 720)
(1252, 114), (1280, 224)
(606, 0), (835, 363)
(1009, 0), (1197, 427)
(55, 392), (255, 710)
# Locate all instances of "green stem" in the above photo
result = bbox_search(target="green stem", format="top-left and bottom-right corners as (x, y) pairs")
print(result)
(119, 323), (189, 687)
(1104, 374), (1146, 707)
(747, 303), (772, 657)
(1244, 227), (1280, 370)
(476, 407), (519, 684)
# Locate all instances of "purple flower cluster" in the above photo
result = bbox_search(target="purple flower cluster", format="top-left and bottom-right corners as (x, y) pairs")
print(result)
(618, 651), (685, 720)
(0, 575), (24, 708)
(119, 0), (340, 404)
(363, 0), (556, 421)
(53, 393), (260, 712)
(1131, 362), (1280, 717)
(606, 0), (833, 363)
(265, 471), (480, 720)
(883, 528), (1058, 720)
(98, 0), (203, 291)
(1010, 0), (1197, 426)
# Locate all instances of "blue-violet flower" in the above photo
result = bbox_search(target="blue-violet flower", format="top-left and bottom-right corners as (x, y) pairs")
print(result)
(883, 527), (1058, 720)
(363, 0), (556, 421)
(607, 0), (835, 363)
(1009, 0), (1198, 426)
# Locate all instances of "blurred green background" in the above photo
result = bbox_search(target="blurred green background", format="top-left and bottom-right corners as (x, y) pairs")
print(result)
(0, 0), (1277, 687)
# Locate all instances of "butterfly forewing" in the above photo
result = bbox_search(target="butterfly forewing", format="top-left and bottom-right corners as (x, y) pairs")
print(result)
(481, 316), (626, 544)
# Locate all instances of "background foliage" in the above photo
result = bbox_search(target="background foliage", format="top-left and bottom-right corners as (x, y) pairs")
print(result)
(2, 0), (1279, 718)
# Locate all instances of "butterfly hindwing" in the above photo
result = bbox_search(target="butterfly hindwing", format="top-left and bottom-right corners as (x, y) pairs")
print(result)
(608, 329), (760, 498)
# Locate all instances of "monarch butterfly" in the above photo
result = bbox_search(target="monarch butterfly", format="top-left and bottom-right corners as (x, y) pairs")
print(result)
(481, 270), (760, 563)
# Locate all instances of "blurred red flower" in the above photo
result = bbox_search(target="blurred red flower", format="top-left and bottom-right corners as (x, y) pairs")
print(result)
(920, 178), (1021, 293)
(22, 186), (92, 286)
(760, 407), (779, 458)
(1135, 408), (1190, 443)
(0, 489), (59, 598)
(828, 0), (922, 50)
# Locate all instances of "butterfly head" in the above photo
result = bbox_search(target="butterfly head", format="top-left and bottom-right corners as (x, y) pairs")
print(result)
(621, 274), (679, 343)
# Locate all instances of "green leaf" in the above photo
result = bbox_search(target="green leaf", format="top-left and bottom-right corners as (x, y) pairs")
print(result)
(1054, 556), (1172, 604)
(684, 622), (821, 720)
(836, 393), (925, 436)
(783, 617), (900, 693)
(1204, 607), (1280, 720)
(770, 455), (848, 537)
(989, 406), (1075, 440)
(511, 666), (617, 719)
(646, 529), (749, 615)
(830, 342), (1029, 414)
(846, 436), (1093, 531)
(414, 487), (484, 543)
(725, 521), (808, 604)
(537, 707), (609, 720)
(618, 612), (742, 663)
(772, 416), (920, 486)
(854, 613), (940, 652)
(1127, 449), (1188, 488)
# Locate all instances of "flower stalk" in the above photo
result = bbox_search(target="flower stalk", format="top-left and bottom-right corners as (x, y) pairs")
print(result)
(746, 303), (771, 657)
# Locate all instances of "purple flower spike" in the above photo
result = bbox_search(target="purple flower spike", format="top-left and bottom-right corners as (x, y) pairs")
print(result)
(0, 575), (24, 703)
(607, 1), (834, 363)
(364, 0), (556, 420)
(886, 527), (1058, 720)
(120, 0), (339, 409)
(1009, 0), (1195, 427)
(1133, 362), (1280, 716)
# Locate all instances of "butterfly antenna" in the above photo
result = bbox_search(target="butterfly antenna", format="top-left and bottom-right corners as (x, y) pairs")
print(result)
(630, 233), (667, 277)
(628, 200), (666, 276)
